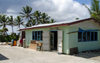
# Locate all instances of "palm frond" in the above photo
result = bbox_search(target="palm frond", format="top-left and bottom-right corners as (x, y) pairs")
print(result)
(83, 4), (92, 15)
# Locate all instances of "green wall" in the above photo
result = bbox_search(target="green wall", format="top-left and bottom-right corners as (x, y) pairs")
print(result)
(59, 26), (70, 54)
(68, 20), (100, 53)
(24, 26), (70, 54)
(24, 20), (100, 54)
(25, 28), (49, 47)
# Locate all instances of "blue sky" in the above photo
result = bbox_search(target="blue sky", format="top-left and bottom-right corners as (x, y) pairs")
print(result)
(75, 0), (91, 4)
(0, 0), (91, 34)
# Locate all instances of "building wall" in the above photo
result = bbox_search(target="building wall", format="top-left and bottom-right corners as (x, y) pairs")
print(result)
(68, 20), (100, 52)
(48, 26), (70, 54)
(24, 20), (100, 54)
(25, 26), (70, 53)
(25, 28), (51, 50)
(42, 30), (50, 50)
(59, 26), (70, 54)
(25, 30), (32, 46)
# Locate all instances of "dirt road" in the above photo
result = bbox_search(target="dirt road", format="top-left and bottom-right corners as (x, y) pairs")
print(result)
(0, 45), (100, 63)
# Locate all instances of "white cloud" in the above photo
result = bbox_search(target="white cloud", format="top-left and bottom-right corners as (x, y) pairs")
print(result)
(5, 9), (18, 34)
(6, 0), (90, 22)
(6, 9), (18, 18)
(4, 0), (90, 34)
(7, 9), (15, 13)
(32, 0), (90, 22)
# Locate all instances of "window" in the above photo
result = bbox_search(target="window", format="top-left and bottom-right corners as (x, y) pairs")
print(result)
(32, 31), (43, 41)
(78, 32), (82, 42)
(78, 31), (98, 42)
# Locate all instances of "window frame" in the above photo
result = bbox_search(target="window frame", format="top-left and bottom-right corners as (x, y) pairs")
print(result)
(32, 31), (43, 41)
(78, 31), (98, 42)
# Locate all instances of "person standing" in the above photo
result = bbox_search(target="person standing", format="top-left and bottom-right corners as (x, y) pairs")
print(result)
(20, 38), (23, 47)
(11, 39), (14, 46)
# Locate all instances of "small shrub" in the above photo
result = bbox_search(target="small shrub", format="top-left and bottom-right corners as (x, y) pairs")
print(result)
(0, 33), (19, 42)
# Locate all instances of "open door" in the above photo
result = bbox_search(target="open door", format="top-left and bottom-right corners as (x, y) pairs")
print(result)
(58, 30), (63, 53)
(50, 31), (58, 51)
(22, 31), (25, 38)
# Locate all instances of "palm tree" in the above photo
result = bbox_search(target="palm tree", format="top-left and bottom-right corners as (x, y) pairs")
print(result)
(33, 11), (41, 24)
(83, 0), (100, 22)
(50, 19), (55, 23)
(20, 5), (33, 21)
(41, 13), (56, 23)
(8, 16), (14, 33)
(2, 28), (8, 35)
(15, 16), (23, 29)
(91, 0), (100, 14)
(0, 15), (8, 35)
(40, 13), (50, 23)
(0, 28), (8, 35)
(0, 15), (8, 28)
(26, 18), (36, 27)
(33, 11), (55, 24)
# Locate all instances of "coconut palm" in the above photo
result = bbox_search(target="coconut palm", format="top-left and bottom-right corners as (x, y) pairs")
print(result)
(20, 5), (33, 21)
(41, 13), (56, 23)
(33, 11), (41, 24)
(0, 15), (8, 28)
(2, 28), (8, 35)
(0, 28), (8, 35)
(8, 16), (14, 33)
(40, 13), (50, 23)
(50, 19), (55, 23)
(26, 18), (36, 27)
(33, 11), (55, 24)
(91, 0), (100, 14)
(0, 15), (8, 35)
(15, 16), (23, 29)
(83, 0), (100, 22)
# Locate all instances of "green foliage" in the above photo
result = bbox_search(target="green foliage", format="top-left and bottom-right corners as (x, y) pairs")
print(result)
(2, 27), (8, 31)
(0, 15), (8, 28)
(50, 19), (56, 23)
(26, 10), (56, 27)
(0, 35), (11, 42)
(0, 33), (19, 42)
(10, 33), (19, 40)
(0, 5), (56, 42)
(0, 15), (9, 35)
(8, 16), (14, 33)
(19, 5), (56, 27)
(15, 16), (23, 29)
(20, 5), (33, 19)
(26, 19), (36, 27)
(91, 0), (100, 13)
(84, 0), (100, 22)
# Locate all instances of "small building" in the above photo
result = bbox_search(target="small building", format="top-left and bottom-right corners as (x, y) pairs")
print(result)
(20, 18), (100, 54)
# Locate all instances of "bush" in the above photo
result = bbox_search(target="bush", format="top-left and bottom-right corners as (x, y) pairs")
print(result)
(0, 33), (19, 42)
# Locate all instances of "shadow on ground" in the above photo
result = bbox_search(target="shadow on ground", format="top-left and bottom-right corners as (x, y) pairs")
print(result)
(74, 52), (100, 59)
(0, 54), (9, 61)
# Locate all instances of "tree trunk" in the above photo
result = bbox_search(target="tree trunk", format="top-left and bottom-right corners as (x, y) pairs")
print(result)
(19, 25), (20, 30)
(12, 25), (14, 33)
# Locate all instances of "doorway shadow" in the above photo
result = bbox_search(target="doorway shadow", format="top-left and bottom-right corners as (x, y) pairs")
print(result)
(0, 54), (9, 61)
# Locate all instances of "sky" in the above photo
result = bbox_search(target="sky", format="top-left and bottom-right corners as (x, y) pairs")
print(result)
(0, 0), (91, 34)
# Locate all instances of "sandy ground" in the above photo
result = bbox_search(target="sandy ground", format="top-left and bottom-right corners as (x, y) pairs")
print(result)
(0, 45), (100, 63)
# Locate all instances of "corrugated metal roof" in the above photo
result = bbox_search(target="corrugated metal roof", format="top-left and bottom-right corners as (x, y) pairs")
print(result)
(20, 18), (94, 30)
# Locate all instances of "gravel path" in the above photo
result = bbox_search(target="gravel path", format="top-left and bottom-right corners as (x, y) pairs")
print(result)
(0, 45), (100, 63)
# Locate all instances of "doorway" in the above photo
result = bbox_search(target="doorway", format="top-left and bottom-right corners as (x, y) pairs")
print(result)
(50, 31), (58, 51)
(22, 31), (25, 39)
